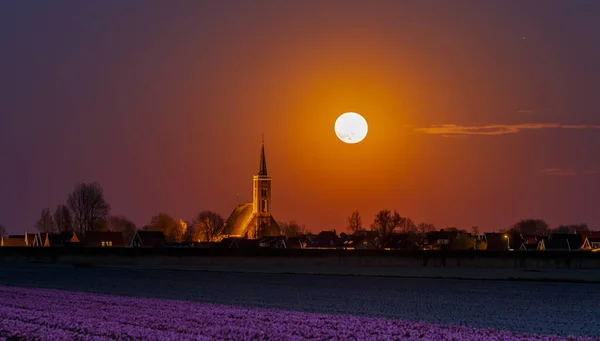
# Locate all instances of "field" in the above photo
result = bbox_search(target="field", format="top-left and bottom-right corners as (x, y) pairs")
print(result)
(1, 285), (596, 341)
(0, 264), (599, 340)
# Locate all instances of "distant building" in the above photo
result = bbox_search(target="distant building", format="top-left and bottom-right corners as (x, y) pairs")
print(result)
(130, 231), (166, 248)
(221, 141), (281, 239)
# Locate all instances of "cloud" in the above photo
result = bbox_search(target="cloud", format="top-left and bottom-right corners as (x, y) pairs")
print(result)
(415, 123), (600, 136)
(540, 168), (577, 176)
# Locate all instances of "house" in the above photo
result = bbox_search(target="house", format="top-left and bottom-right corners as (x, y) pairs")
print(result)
(282, 237), (308, 249)
(381, 233), (421, 250)
(519, 242), (544, 251)
(342, 236), (378, 250)
(1, 235), (28, 247)
(425, 230), (460, 250)
(258, 236), (286, 248)
(589, 237), (600, 250)
(219, 237), (259, 249)
(548, 233), (591, 251)
(83, 231), (125, 247)
(483, 233), (509, 251)
(26, 233), (42, 246)
(38, 232), (80, 247)
(306, 231), (341, 249)
(220, 142), (280, 239)
(130, 231), (166, 248)
(541, 238), (571, 251)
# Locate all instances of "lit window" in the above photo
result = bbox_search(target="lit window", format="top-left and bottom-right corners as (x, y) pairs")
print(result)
(101, 241), (105, 247)
(108, 241), (112, 247)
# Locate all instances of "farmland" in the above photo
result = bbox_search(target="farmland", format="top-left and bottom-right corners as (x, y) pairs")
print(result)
(0, 264), (599, 338)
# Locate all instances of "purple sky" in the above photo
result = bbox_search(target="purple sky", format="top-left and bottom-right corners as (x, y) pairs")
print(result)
(1, 1), (600, 235)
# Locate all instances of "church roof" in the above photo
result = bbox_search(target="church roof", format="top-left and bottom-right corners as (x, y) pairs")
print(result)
(258, 142), (267, 176)
(222, 203), (254, 237)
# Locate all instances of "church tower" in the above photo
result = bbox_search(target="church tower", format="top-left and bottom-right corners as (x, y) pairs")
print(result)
(221, 139), (280, 240)
(253, 141), (271, 216)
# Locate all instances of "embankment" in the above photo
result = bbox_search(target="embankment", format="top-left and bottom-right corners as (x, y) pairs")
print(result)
(2, 247), (600, 282)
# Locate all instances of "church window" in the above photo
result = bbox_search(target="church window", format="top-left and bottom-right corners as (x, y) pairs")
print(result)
(261, 188), (267, 197)
(262, 200), (268, 212)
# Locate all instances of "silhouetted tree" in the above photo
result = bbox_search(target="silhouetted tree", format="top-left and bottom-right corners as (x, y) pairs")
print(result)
(471, 226), (480, 236)
(347, 210), (363, 233)
(193, 211), (224, 242)
(417, 222), (435, 235)
(53, 204), (73, 234)
(451, 234), (475, 250)
(0, 224), (7, 237)
(35, 208), (55, 233)
(147, 213), (178, 243)
(68, 182), (111, 237)
(109, 215), (137, 245)
(553, 224), (589, 234)
(476, 240), (488, 250)
(370, 210), (401, 237)
(279, 221), (307, 237)
(398, 216), (417, 234)
(511, 219), (549, 236)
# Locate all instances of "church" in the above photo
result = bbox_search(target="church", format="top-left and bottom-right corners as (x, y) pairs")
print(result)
(220, 141), (281, 239)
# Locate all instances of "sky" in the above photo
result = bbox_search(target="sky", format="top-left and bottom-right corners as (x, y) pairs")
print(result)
(1, 1), (600, 234)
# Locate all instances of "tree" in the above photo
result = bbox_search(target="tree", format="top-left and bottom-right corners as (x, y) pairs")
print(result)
(451, 234), (475, 250)
(192, 211), (224, 243)
(417, 222), (435, 235)
(347, 210), (363, 233)
(0, 224), (7, 237)
(68, 182), (111, 237)
(476, 240), (488, 250)
(109, 215), (137, 245)
(511, 219), (550, 236)
(53, 205), (73, 234)
(147, 213), (178, 243)
(35, 208), (55, 233)
(174, 219), (188, 243)
(398, 216), (417, 234)
(553, 224), (589, 234)
(370, 210), (401, 237)
(471, 226), (480, 236)
(279, 221), (307, 237)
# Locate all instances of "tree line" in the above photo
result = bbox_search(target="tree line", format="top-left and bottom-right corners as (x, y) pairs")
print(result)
(23, 182), (308, 244)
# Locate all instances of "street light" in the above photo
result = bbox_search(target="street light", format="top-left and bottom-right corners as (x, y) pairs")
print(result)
(504, 234), (510, 250)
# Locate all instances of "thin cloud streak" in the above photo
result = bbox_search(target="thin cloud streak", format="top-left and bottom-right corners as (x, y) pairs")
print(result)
(415, 123), (600, 136)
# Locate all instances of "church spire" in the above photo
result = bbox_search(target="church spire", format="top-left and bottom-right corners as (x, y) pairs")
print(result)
(258, 138), (267, 176)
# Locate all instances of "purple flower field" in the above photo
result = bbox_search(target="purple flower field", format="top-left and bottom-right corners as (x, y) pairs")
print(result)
(0, 285), (596, 341)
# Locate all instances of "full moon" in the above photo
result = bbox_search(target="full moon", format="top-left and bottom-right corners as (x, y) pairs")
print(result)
(334, 112), (368, 144)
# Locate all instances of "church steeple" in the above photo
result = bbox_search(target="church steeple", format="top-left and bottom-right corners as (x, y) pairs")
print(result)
(258, 139), (267, 176)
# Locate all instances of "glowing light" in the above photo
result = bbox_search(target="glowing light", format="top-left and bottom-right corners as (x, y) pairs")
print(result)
(334, 112), (368, 144)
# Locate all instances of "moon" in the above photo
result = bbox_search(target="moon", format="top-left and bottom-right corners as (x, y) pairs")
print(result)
(334, 112), (368, 144)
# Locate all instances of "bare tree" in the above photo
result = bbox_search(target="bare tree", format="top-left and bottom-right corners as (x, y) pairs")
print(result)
(553, 224), (588, 234)
(279, 220), (308, 237)
(53, 204), (73, 234)
(109, 215), (137, 245)
(370, 209), (401, 237)
(194, 211), (224, 242)
(68, 182), (111, 237)
(0, 224), (7, 237)
(510, 219), (549, 236)
(398, 216), (417, 234)
(35, 208), (55, 233)
(347, 210), (363, 233)
(147, 213), (178, 243)
(418, 222), (436, 235)
(471, 226), (480, 236)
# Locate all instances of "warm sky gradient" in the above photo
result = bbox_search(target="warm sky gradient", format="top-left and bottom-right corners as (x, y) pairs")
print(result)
(2, 1), (600, 234)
